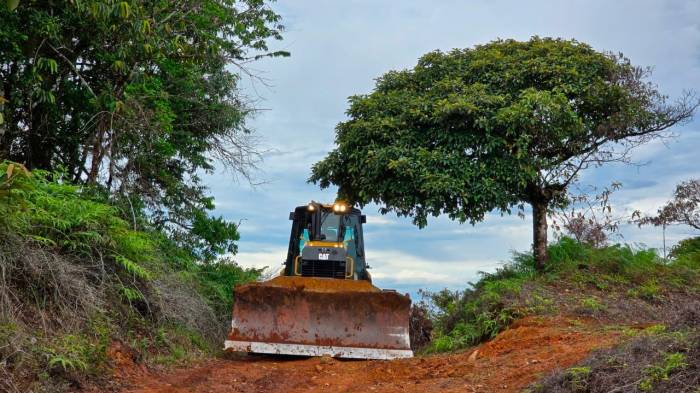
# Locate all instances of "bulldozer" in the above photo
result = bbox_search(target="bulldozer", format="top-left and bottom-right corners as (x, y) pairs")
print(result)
(224, 201), (413, 360)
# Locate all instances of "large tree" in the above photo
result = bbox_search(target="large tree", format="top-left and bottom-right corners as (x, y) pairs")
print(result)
(310, 37), (697, 270)
(0, 0), (287, 259)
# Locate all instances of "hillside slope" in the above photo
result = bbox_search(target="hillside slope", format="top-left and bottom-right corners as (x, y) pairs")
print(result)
(0, 163), (260, 392)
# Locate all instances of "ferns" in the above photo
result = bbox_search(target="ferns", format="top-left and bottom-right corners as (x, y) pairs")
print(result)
(119, 285), (146, 302)
(1, 163), (161, 318)
(0, 160), (157, 283)
(114, 255), (152, 280)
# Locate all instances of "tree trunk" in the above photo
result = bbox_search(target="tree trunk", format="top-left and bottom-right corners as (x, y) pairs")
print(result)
(532, 200), (548, 271)
(88, 118), (107, 184)
(26, 110), (53, 170)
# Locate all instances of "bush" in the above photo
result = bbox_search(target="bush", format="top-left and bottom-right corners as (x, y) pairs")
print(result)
(194, 258), (263, 321)
(671, 236), (700, 269)
(0, 162), (260, 390)
(422, 258), (533, 353)
(671, 236), (700, 258)
(409, 304), (434, 351)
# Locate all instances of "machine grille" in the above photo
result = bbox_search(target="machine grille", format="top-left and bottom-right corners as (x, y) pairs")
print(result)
(301, 259), (346, 279)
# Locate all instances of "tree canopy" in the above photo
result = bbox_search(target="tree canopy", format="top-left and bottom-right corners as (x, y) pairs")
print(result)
(0, 0), (287, 259)
(310, 37), (697, 269)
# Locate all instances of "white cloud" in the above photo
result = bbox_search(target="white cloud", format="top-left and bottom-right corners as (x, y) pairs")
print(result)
(367, 249), (493, 288)
(365, 215), (396, 226)
(232, 246), (287, 271)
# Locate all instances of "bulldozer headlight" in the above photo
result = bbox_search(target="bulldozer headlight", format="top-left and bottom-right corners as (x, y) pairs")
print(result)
(308, 203), (315, 211)
(333, 203), (347, 213)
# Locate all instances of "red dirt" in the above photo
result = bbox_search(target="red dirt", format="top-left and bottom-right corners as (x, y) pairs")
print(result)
(113, 315), (626, 393)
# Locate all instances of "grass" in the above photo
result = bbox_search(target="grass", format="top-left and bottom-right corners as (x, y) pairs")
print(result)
(421, 266), (531, 353)
(565, 366), (592, 392)
(628, 279), (663, 302)
(578, 296), (606, 314)
(639, 352), (688, 391)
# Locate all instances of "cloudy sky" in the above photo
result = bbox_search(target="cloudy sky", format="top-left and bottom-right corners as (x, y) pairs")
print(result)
(206, 0), (700, 298)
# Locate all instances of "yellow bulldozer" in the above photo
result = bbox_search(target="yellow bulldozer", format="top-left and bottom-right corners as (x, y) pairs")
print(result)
(224, 201), (413, 360)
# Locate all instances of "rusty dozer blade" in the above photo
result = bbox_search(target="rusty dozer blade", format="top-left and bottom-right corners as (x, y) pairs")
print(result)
(224, 276), (413, 360)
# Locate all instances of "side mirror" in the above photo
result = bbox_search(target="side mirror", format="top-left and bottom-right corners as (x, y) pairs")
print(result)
(361, 215), (367, 224)
(289, 212), (295, 220)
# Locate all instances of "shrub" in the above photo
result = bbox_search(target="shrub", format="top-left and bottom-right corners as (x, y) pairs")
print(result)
(639, 352), (688, 391)
(671, 236), (700, 270)
(422, 260), (531, 353)
(578, 297), (606, 314)
(194, 258), (263, 321)
(628, 280), (663, 302)
(409, 303), (433, 352)
(670, 236), (700, 259)
(565, 366), (592, 392)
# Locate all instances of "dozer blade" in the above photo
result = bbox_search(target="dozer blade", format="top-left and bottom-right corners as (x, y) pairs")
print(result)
(224, 276), (413, 360)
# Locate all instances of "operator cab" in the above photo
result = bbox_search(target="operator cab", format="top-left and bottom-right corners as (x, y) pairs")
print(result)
(285, 201), (369, 280)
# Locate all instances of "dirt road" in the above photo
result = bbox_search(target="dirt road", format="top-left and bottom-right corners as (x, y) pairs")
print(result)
(115, 316), (623, 393)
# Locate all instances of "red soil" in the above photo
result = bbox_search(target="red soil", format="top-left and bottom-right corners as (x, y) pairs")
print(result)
(112, 315), (625, 393)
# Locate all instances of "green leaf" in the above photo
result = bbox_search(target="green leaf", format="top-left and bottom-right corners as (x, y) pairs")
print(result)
(6, 0), (19, 11)
(118, 1), (130, 18)
(111, 59), (126, 73)
(140, 19), (151, 34)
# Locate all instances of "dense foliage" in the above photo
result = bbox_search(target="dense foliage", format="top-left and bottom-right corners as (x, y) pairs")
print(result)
(423, 236), (700, 354)
(0, 162), (261, 391)
(0, 0), (288, 258)
(311, 37), (696, 269)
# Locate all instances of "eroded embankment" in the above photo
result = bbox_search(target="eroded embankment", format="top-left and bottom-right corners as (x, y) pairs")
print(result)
(109, 315), (628, 393)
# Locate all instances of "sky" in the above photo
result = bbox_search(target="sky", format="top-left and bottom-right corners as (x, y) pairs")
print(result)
(205, 0), (700, 299)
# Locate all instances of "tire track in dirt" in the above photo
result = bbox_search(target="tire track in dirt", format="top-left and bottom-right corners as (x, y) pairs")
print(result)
(114, 316), (625, 393)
